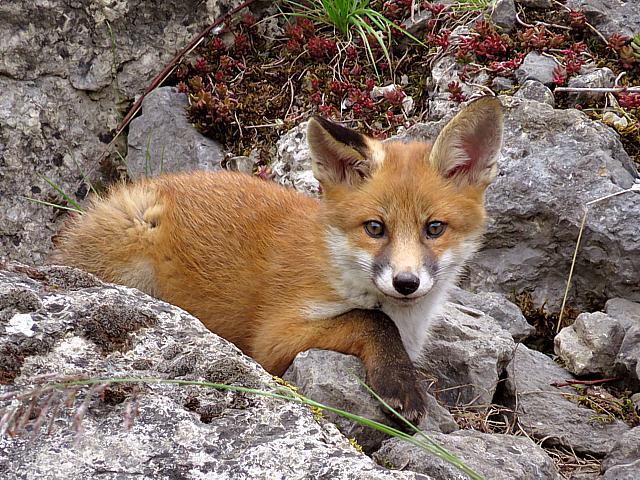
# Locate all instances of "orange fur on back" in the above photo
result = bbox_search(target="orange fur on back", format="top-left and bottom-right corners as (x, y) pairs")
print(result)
(55, 171), (346, 365)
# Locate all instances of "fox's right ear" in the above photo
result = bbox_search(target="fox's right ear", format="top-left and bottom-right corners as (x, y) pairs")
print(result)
(429, 96), (504, 188)
(307, 116), (382, 188)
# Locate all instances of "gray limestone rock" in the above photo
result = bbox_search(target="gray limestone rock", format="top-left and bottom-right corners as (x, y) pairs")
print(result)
(0, 76), (120, 266)
(418, 303), (515, 407)
(515, 79), (555, 106)
(554, 312), (626, 376)
(0, 263), (426, 480)
(0, 0), (223, 266)
(374, 430), (561, 480)
(126, 87), (226, 180)
(515, 52), (559, 87)
(566, 0), (640, 38)
(271, 122), (321, 196)
(283, 349), (458, 453)
(615, 326), (640, 390)
(492, 76), (515, 92)
(605, 298), (640, 332)
(449, 287), (535, 342)
(226, 153), (258, 174)
(601, 427), (640, 480)
(500, 345), (629, 456)
(400, 96), (639, 310)
(490, 0), (517, 32)
(565, 67), (616, 107)
(515, 0), (554, 7)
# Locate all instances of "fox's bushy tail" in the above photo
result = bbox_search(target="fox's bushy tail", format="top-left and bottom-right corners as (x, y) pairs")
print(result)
(52, 181), (163, 295)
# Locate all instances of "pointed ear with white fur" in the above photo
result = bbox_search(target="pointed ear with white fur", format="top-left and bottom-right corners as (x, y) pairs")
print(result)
(307, 116), (383, 189)
(429, 96), (504, 187)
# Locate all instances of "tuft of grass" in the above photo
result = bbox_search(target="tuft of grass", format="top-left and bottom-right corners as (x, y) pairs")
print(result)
(283, 0), (422, 77)
(0, 376), (486, 480)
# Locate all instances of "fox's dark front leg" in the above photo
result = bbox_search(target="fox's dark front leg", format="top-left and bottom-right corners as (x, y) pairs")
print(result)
(259, 309), (427, 422)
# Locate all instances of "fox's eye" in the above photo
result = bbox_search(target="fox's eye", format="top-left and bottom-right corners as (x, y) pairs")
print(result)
(364, 220), (385, 238)
(425, 221), (447, 239)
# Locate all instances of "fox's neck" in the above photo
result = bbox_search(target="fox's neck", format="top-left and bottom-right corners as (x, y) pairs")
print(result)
(380, 283), (453, 362)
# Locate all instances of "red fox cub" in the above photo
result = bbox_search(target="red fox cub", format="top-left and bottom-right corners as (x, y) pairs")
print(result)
(53, 96), (504, 420)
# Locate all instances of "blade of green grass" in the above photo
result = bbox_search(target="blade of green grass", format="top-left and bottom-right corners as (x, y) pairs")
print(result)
(358, 379), (485, 480)
(39, 175), (84, 212)
(22, 197), (84, 214)
(37, 376), (482, 478)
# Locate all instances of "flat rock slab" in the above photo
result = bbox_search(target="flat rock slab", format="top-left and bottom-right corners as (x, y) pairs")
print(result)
(500, 345), (629, 457)
(284, 349), (458, 453)
(601, 426), (640, 480)
(605, 298), (640, 332)
(566, 0), (640, 38)
(374, 430), (561, 480)
(449, 287), (535, 342)
(0, 264), (428, 480)
(419, 303), (515, 407)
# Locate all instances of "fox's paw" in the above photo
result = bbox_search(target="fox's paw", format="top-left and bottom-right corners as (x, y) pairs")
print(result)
(367, 364), (427, 424)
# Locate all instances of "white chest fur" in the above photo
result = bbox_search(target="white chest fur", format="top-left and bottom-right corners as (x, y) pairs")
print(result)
(381, 284), (450, 361)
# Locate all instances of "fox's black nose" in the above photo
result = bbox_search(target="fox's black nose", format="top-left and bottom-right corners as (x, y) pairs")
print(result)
(392, 273), (420, 296)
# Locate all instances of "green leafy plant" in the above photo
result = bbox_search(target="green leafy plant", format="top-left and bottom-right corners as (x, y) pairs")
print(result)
(283, 0), (422, 76)
(0, 376), (485, 480)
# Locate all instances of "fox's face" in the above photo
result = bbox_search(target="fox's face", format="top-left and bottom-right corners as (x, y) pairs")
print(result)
(307, 97), (504, 308)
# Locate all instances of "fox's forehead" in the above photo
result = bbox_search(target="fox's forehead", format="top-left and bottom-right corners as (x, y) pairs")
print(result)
(366, 140), (452, 207)
(349, 140), (486, 230)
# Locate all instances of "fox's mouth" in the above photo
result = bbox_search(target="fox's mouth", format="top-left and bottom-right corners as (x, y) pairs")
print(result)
(379, 291), (427, 306)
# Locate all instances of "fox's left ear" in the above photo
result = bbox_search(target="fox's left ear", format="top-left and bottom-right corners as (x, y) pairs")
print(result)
(429, 96), (504, 188)
(307, 116), (383, 189)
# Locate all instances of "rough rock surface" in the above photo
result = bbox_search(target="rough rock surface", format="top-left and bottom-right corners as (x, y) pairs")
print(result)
(374, 430), (561, 480)
(514, 79), (555, 106)
(283, 349), (458, 453)
(499, 345), (629, 456)
(427, 53), (488, 120)
(271, 122), (320, 196)
(0, 264), (426, 480)
(492, 76), (515, 92)
(605, 298), (640, 331)
(401, 96), (639, 310)
(565, 67), (615, 107)
(601, 427), (640, 479)
(490, 0), (517, 32)
(554, 312), (625, 376)
(566, 0), (640, 38)
(515, 0), (553, 7)
(0, 0), (222, 266)
(615, 326), (640, 389)
(514, 52), (559, 87)
(126, 87), (225, 179)
(449, 287), (535, 342)
(418, 303), (515, 407)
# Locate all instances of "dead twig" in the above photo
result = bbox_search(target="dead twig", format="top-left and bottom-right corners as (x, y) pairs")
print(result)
(551, 378), (621, 388)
